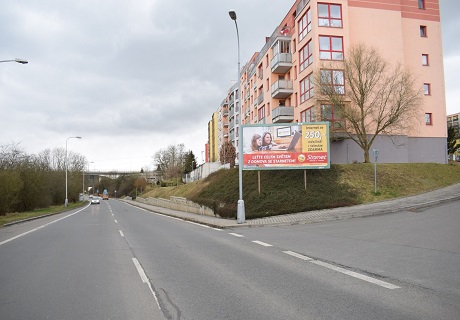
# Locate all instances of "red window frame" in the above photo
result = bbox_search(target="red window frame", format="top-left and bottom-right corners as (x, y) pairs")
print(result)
(321, 104), (345, 129)
(422, 54), (429, 66)
(420, 26), (427, 37)
(320, 69), (345, 94)
(300, 73), (314, 104)
(258, 106), (265, 121)
(418, 0), (425, 9)
(424, 83), (431, 95)
(299, 40), (313, 71)
(298, 9), (312, 42)
(319, 36), (343, 60)
(318, 3), (342, 27)
(301, 106), (315, 122)
(425, 113), (432, 125)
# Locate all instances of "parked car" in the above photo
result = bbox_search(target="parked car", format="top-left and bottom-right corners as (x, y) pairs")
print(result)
(91, 197), (100, 204)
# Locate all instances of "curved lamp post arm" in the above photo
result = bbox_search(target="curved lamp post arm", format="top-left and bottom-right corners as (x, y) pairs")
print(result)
(0, 58), (28, 64)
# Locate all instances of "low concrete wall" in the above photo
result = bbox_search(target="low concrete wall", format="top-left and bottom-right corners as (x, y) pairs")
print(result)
(136, 196), (216, 217)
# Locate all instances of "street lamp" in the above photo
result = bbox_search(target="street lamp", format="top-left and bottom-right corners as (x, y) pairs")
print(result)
(229, 9), (245, 223)
(0, 58), (28, 64)
(65, 136), (82, 207)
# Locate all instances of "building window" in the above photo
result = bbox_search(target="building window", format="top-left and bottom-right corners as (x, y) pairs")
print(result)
(422, 54), (429, 66)
(420, 26), (427, 37)
(424, 83), (431, 95)
(300, 73), (314, 103)
(258, 106), (265, 121)
(418, 0), (425, 9)
(299, 40), (313, 71)
(318, 3), (342, 27)
(298, 9), (312, 42)
(321, 104), (345, 129)
(301, 106), (315, 122)
(319, 36), (343, 60)
(425, 113), (432, 125)
(320, 69), (345, 94)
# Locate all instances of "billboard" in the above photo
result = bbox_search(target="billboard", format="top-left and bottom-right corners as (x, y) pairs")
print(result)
(242, 122), (330, 170)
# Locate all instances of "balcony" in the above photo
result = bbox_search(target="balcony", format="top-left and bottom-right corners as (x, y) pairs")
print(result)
(272, 106), (294, 123)
(271, 53), (292, 74)
(271, 80), (293, 99)
(257, 92), (264, 105)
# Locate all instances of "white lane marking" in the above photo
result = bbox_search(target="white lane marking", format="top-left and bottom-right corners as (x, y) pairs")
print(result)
(0, 204), (90, 246)
(123, 202), (223, 231)
(252, 240), (273, 247)
(283, 250), (400, 289)
(229, 233), (244, 238)
(114, 219), (118, 224)
(119, 230), (124, 237)
(311, 260), (401, 289)
(132, 258), (161, 310)
(283, 250), (313, 261)
(185, 220), (222, 231)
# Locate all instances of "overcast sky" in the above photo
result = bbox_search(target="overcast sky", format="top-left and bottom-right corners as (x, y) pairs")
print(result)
(1, 1), (458, 172)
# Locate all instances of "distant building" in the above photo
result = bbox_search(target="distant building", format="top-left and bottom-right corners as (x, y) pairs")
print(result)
(207, 112), (219, 162)
(447, 112), (460, 160)
(210, 0), (447, 164)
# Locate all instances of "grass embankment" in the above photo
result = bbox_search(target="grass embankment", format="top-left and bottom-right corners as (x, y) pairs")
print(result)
(142, 163), (460, 220)
(0, 202), (86, 227)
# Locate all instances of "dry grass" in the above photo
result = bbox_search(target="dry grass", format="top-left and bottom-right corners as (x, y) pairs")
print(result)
(141, 163), (460, 220)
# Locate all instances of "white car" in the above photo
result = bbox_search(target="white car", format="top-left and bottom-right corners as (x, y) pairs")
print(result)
(91, 197), (100, 204)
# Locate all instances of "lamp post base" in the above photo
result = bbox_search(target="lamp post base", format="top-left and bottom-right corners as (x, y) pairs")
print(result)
(237, 200), (245, 224)
(65, 198), (68, 207)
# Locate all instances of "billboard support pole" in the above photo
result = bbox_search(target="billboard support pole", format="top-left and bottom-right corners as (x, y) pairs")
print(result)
(304, 170), (307, 190)
(258, 171), (261, 195)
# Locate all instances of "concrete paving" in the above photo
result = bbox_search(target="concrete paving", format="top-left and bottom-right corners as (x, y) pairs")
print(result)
(124, 182), (460, 229)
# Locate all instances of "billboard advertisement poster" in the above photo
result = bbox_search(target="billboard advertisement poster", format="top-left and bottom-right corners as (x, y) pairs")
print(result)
(242, 122), (330, 170)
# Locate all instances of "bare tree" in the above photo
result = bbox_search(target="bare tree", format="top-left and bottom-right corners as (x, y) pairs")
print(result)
(154, 143), (186, 180)
(447, 127), (460, 157)
(219, 141), (236, 168)
(316, 43), (423, 163)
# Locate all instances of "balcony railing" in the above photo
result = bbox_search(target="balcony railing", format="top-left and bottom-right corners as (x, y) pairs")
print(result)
(271, 53), (293, 74)
(257, 93), (264, 105)
(271, 80), (293, 99)
(272, 106), (294, 123)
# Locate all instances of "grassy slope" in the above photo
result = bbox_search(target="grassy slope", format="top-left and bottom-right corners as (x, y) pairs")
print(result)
(142, 163), (460, 219)
(0, 202), (86, 227)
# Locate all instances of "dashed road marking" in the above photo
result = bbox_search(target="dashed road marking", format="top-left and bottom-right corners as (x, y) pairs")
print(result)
(252, 240), (273, 247)
(229, 233), (244, 238)
(283, 250), (400, 289)
(283, 250), (313, 261)
(132, 258), (161, 310)
(119, 230), (124, 237)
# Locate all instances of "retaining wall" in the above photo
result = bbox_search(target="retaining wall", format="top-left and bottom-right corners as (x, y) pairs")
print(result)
(136, 196), (216, 217)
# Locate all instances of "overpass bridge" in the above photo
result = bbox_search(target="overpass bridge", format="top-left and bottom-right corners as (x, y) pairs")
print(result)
(86, 171), (141, 179)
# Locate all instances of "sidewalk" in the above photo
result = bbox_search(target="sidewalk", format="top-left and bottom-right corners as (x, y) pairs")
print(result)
(124, 183), (460, 229)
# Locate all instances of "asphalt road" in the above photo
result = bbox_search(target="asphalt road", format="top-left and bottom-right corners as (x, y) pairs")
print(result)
(0, 199), (459, 319)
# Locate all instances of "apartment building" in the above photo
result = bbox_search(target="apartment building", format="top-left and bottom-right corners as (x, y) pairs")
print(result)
(207, 112), (219, 163)
(212, 0), (447, 164)
(447, 112), (460, 134)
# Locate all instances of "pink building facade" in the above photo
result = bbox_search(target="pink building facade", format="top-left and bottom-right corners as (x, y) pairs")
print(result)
(216, 0), (447, 164)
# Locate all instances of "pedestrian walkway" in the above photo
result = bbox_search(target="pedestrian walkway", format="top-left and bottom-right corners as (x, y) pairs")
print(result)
(124, 183), (460, 229)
